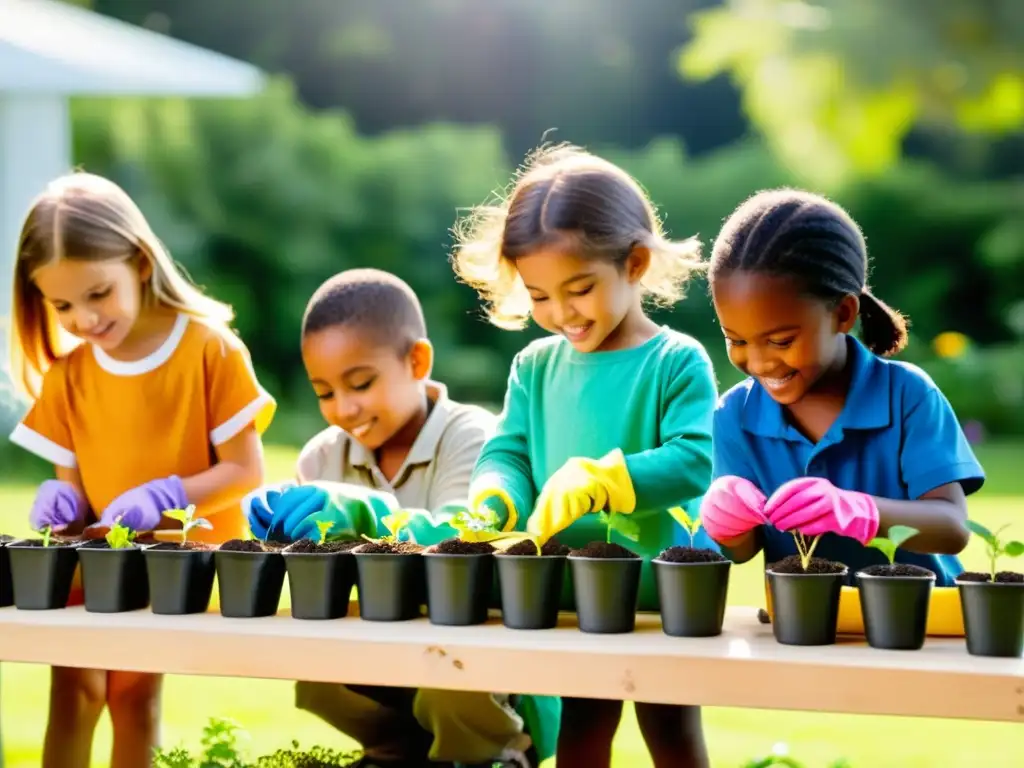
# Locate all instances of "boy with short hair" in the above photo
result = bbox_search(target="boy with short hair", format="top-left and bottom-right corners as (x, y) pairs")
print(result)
(247, 269), (550, 768)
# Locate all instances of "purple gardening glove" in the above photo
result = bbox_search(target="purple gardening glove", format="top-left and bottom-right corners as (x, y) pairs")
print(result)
(700, 475), (768, 544)
(98, 476), (188, 532)
(765, 477), (880, 546)
(29, 480), (86, 533)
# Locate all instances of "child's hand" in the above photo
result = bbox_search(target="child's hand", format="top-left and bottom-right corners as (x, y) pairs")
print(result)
(527, 449), (636, 540)
(97, 476), (188, 532)
(765, 477), (879, 546)
(245, 484), (326, 542)
(29, 479), (86, 533)
(699, 476), (767, 543)
(243, 481), (300, 540)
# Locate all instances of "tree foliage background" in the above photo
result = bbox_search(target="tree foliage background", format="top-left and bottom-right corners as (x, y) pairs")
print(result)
(5, 0), (1023, 449)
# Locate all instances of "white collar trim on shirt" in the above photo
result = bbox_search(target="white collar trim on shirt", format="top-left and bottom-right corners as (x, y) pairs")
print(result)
(92, 313), (190, 376)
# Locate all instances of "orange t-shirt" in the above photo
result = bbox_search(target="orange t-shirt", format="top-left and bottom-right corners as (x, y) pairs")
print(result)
(10, 313), (275, 544)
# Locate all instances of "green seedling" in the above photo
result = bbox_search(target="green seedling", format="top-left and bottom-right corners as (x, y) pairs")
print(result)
(964, 520), (1024, 581)
(866, 525), (920, 565)
(792, 531), (822, 572)
(668, 506), (702, 548)
(163, 504), (213, 546)
(315, 520), (335, 545)
(361, 509), (413, 544)
(448, 507), (540, 553)
(41, 525), (53, 548)
(105, 518), (137, 550)
(598, 509), (639, 545)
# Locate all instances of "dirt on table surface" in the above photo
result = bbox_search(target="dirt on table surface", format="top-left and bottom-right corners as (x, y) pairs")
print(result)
(958, 570), (1024, 584)
(428, 538), (495, 555)
(499, 538), (570, 557)
(569, 541), (639, 559)
(285, 539), (361, 554)
(859, 563), (935, 578)
(657, 546), (727, 564)
(353, 540), (423, 555)
(769, 554), (846, 575)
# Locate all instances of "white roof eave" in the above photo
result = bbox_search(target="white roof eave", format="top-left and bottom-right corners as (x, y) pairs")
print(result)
(0, 0), (264, 96)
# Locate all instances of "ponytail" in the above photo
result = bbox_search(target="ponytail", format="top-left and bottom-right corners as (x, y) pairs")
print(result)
(859, 290), (908, 357)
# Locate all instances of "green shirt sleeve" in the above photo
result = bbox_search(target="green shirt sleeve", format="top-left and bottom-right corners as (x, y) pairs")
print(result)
(470, 352), (537, 529)
(623, 347), (716, 515)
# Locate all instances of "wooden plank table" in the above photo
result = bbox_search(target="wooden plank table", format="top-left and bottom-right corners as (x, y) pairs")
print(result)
(0, 605), (1021, 723)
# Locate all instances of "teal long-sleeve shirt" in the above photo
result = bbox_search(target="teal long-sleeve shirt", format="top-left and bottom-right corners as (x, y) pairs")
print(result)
(471, 327), (719, 610)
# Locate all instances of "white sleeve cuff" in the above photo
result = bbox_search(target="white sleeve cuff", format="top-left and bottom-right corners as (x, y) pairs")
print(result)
(9, 423), (77, 468)
(210, 390), (274, 446)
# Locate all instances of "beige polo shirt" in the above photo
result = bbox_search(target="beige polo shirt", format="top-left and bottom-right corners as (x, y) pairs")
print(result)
(295, 381), (496, 512)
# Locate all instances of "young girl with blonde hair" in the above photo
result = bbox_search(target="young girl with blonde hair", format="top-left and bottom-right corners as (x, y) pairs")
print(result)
(453, 144), (719, 768)
(8, 172), (275, 768)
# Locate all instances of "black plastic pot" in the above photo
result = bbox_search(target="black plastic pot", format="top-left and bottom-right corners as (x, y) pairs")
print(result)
(7, 539), (80, 610)
(653, 559), (731, 637)
(78, 541), (150, 613)
(957, 580), (1024, 658)
(284, 550), (357, 620)
(495, 554), (566, 630)
(857, 570), (935, 650)
(144, 544), (216, 615)
(353, 551), (424, 622)
(0, 537), (13, 607)
(215, 550), (286, 618)
(568, 555), (642, 634)
(766, 567), (848, 646)
(424, 553), (494, 626)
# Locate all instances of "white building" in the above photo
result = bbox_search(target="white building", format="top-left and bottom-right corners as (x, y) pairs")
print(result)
(0, 0), (264, 355)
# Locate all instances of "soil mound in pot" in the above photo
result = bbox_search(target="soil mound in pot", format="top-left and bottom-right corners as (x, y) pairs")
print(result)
(219, 539), (266, 553)
(148, 542), (214, 552)
(770, 554), (846, 575)
(658, 546), (727, 564)
(429, 539), (494, 555)
(355, 540), (423, 555)
(501, 538), (570, 556)
(0, 535), (14, 544)
(571, 541), (638, 559)
(860, 563), (934, 577)
(14, 539), (77, 548)
(285, 539), (360, 554)
(959, 571), (1024, 584)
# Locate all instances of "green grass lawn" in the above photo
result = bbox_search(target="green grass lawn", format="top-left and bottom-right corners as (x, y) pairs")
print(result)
(2, 442), (1022, 767)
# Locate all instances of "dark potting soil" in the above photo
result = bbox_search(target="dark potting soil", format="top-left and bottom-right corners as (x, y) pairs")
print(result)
(219, 539), (267, 553)
(10, 539), (77, 548)
(500, 538), (570, 557)
(658, 546), (727, 564)
(148, 542), (215, 552)
(769, 554), (846, 575)
(285, 539), (359, 554)
(354, 540), (423, 555)
(570, 541), (639, 559)
(860, 563), (935, 578)
(430, 538), (494, 555)
(959, 571), (1024, 584)
(78, 540), (140, 550)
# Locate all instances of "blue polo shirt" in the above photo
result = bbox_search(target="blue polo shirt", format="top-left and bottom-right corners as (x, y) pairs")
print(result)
(712, 335), (985, 586)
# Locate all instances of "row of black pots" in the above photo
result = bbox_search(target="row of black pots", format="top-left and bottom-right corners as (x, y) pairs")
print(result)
(0, 536), (733, 636)
(766, 565), (1024, 658)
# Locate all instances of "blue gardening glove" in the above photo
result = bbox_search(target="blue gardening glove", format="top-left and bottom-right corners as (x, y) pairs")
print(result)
(401, 504), (460, 546)
(242, 481), (298, 540)
(289, 482), (399, 542)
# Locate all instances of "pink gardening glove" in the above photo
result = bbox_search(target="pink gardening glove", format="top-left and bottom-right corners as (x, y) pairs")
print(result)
(765, 477), (879, 546)
(700, 476), (768, 543)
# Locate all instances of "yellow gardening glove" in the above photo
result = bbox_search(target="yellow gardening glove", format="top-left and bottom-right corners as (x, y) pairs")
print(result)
(527, 448), (636, 541)
(468, 485), (519, 532)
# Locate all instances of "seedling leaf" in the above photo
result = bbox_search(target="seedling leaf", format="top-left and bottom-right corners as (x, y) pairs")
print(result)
(964, 519), (995, 545)
(105, 519), (137, 550)
(164, 505), (213, 545)
(315, 520), (334, 545)
(668, 506), (703, 547)
(381, 511), (412, 542)
(1005, 540), (1024, 558)
(599, 510), (640, 543)
(867, 525), (920, 565)
(41, 525), (52, 548)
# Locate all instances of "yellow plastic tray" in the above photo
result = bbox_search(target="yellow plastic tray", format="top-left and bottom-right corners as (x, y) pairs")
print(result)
(763, 578), (965, 637)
